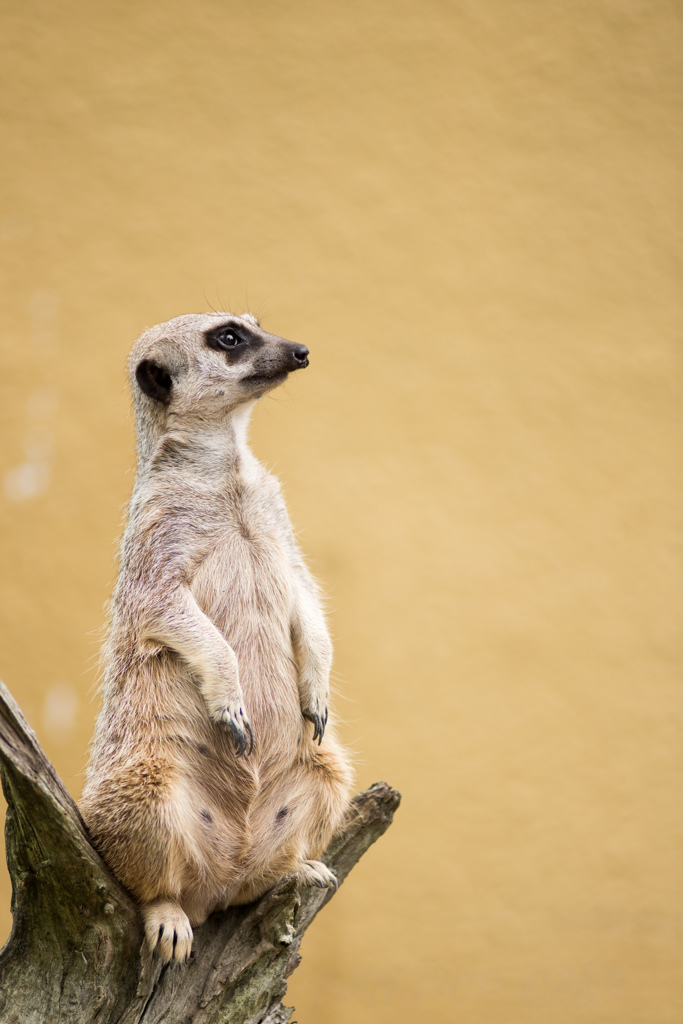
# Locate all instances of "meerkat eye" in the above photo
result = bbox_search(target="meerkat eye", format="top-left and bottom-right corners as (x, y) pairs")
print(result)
(206, 325), (246, 352)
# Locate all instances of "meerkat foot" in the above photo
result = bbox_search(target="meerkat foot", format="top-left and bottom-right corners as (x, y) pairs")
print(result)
(215, 701), (254, 757)
(298, 859), (338, 890)
(143, 900), (193, 964)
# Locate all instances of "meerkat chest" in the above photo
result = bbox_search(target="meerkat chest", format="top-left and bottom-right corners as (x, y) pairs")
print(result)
(191, 477), (295, 632)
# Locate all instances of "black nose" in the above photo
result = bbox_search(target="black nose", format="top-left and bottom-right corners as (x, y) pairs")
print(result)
(292, 344), (309, 368)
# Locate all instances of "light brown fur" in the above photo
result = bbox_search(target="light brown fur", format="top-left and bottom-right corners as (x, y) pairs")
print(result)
(80, 312), (353, 963)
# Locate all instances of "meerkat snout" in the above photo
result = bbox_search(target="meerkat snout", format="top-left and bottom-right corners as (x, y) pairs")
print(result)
(290, 344), (310, 367)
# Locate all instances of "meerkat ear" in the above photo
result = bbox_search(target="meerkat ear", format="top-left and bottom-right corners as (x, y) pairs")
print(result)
(136, 359), (173, 404)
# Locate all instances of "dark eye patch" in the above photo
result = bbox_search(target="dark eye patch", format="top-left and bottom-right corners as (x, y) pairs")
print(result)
(206, 323), (249, 352)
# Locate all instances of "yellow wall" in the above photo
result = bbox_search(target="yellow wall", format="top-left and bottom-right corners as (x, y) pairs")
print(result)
(0, 1), (681, 1020)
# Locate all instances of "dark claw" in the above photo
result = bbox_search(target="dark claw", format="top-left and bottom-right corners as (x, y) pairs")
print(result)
(303, 708), (328, 745)
(223, 714), (253, 758)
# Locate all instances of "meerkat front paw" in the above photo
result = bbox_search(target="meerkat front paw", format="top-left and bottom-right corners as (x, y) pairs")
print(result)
(302, 704), (328, 745)
(298, 859), (338, 890)
(143, 900), (193, 964)
(215, 702), (254, 757)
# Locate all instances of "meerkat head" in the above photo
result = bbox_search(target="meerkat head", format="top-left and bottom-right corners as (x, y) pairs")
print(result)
(128, 312), (309, 450)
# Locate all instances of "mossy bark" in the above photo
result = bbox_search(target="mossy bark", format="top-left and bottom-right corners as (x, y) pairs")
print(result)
(0, 680), (399, 1023)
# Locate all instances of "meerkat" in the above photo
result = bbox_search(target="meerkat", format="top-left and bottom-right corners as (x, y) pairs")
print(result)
(80, 312), (353, 964)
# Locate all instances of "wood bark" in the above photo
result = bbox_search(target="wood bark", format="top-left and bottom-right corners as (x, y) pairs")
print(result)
(0, 679), (400, 1023)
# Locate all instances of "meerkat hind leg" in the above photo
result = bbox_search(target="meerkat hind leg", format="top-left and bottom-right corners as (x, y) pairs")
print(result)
(298, 860), (338, 890)
(143, 899), (193, 964)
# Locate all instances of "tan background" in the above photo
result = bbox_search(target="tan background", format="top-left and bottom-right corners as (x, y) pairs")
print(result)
(0, 1), (681, 1020)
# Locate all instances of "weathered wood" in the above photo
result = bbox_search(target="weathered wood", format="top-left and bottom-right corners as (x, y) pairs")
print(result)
(0, 679), (399, 1023)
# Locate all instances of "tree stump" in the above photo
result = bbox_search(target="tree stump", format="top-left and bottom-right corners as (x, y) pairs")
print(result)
(0, 679), (400, 1023)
